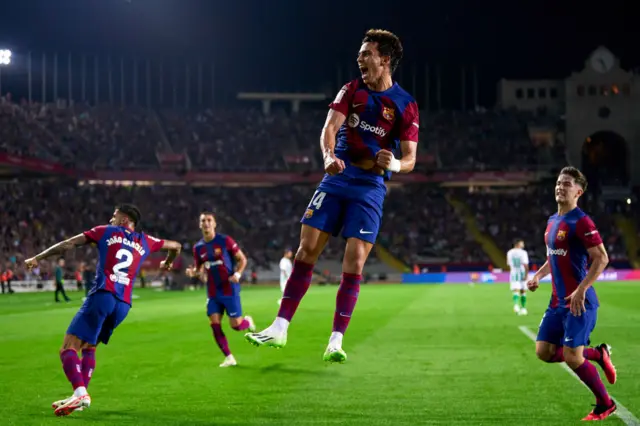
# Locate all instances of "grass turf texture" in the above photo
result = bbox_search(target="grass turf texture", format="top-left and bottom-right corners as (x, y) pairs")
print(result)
(1, 282), (639, 425)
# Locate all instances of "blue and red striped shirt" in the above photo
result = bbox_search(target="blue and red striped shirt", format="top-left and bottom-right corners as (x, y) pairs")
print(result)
(329, 78), (419, 182)
(192, 234), (240, 298)
(544, 208), (603, 309)
(83, 225), (165, 305)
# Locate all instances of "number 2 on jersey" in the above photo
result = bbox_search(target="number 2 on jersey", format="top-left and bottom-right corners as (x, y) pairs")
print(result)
(113, 249), (133, 275)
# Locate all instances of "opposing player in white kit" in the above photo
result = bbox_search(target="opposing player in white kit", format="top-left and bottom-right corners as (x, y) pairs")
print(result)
(507, 239), (529, 315)
(278, 249), (293, 305)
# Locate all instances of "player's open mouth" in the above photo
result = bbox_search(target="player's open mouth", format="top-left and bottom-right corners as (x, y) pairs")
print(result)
(360, 67), (369, 77)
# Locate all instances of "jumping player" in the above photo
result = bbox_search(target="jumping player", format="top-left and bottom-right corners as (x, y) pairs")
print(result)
(24, 204), (182, 416)
(507, 239), (529, 315)
(278, 248), (293, 305)
(246, 29), (419, 363)
(186, 211), (255, 367)
(526, 167), (617, 421)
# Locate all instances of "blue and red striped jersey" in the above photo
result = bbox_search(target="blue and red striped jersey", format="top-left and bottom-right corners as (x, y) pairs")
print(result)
(329, 78), (419, 182)
(192, 233), (240, 298)
(544, 208), (603, 309)
(83, 225), (165, 305)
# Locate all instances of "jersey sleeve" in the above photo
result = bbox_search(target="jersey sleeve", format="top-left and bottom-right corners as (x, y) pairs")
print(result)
(83, 225), (108, 243)
(192, 245), (204, 268)
(523, 251), (529, 265)
(576, 216), (603, 249)
(225, 236), (240, 256)
(279, 258), (287, 270)
(328, 80), (358, 116)
(145, 234), (166, 253)
(399, 102), (419, 142)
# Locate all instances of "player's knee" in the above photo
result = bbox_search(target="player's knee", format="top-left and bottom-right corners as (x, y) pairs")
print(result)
(343, 257), (366, 275)
(563, 347), (583, 367)
(81, 342), (98, 351)
(297, 226), (330, 263)
(62, 334), (84, 352)
(535, 346), (554, 362)
(342, 250), (367, 275)
(296, 242), (322, 264)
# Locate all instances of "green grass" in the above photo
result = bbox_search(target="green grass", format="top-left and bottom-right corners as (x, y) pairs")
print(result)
(1, 282), (639, 425)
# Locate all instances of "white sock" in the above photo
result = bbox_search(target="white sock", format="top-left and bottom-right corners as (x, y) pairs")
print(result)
(329, 331), (343, 348)
(272, 317), (290, 333)
(74, 386), (88, 397)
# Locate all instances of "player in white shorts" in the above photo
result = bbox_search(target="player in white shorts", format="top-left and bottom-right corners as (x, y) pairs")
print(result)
(278, 248), (293, 305)
(506, 239), (529, 315)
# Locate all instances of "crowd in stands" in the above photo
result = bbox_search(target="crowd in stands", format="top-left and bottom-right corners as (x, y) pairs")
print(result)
(1, 180), (632, 283)
(423, 109), (559, 171)
(0, 95), (560, 173)
(380, 186), (485, 266)
(469, 186), (628, 262)
(0, 97), (634, 283)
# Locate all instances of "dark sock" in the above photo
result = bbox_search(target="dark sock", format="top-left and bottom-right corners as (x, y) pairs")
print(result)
(573, 361), (612, 406)
(60, 349), (85, 391)
(545, 347), (602, 363)
(81, 348), (96, 388)
(231, 318), (250, 331)
(276, 260), (314, 322)
(211, 324), (231, 357)
(332, 273), (362, 335)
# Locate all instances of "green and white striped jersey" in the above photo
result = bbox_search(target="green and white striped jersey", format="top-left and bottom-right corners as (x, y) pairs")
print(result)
(507, 248), (529, 282)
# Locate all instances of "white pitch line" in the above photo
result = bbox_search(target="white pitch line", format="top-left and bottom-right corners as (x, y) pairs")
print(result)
(518, 325), (640, 426)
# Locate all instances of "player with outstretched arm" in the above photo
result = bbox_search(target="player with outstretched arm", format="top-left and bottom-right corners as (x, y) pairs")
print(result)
(25, 204), (182, 416)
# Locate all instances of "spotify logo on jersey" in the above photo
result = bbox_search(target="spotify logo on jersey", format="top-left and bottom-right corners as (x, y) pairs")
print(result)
(348, 113), (360, 128)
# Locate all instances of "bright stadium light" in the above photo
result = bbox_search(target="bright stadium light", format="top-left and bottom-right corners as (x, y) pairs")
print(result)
(0, 49), (12, 65)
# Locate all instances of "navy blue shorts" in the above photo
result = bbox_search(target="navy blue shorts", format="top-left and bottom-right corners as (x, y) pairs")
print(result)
(536, 306), (597, 348)
(300, 179), (385, 244)
(67, 291), (130, 345)
(207, 296), (243, 318)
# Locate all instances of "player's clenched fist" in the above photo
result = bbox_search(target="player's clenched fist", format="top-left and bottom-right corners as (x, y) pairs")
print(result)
(24, 257), (37, 270)
(159, 260), (174, 271)
(375, 149), (394, 170)
(186, 265), (206, 282)
(185, 265), (198, 278)
(526, 277), (539, 292)
(323, 152), (345, 176)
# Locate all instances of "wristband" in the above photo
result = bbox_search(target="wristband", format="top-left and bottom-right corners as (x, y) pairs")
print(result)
(232, 272), (241, 281)
(388, 157), (401, 173)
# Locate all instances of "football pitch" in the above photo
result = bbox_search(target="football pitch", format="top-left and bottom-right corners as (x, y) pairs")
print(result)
(1, 282), (639, 425)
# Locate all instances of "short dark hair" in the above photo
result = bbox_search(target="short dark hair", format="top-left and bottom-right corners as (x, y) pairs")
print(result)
(362, 29), (403, 74)
(559, 166), (588, 191)
(200, 210), (215, 218)
(514, 239), (523, 246)
(116, 204), (141, 226)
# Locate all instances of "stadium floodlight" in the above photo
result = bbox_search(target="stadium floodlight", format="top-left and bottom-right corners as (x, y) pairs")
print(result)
(0, 49), (12, 65)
